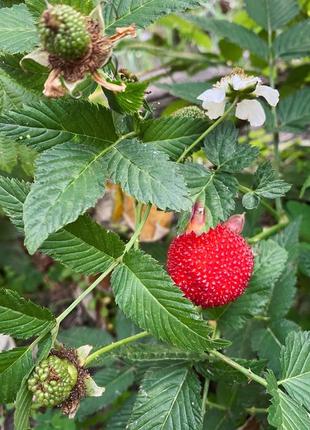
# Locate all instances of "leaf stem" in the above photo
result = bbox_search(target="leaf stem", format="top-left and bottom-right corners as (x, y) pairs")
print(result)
(201, 379), (210, 419)
(176, 98), (238, 163)
(210, 350), (268, 387)
(267, 22), (282, 214)
(206, 400), (267, 415)
(247, 219), (289, 244)
(125, 203), (152, 252)
(56, 261), (119, 324)
(134, 201), (143, 250)
(84, 331), (149, 366)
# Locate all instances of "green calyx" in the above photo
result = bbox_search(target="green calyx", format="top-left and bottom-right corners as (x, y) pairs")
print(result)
(28, 355), (78, 408)
(39, 4), (91, 60)
(172, 105), (206, 119)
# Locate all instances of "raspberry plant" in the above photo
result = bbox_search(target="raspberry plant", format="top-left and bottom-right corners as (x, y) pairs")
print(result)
(0, 1), (309, 429)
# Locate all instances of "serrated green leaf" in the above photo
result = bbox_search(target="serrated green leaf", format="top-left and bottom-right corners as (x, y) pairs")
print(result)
(0, 4), (38, 55)
(252, 319), (300, 374)
(104, 81), (148, 114)
(111, 249), (227, 352)
(25, 0), (94, 17)
(0, 289), (55, 339)
(182, 163), (238, 226)
(0, 68), (37, 112)
(267, 372), (310, 430)
(278, 331), (310, 410)
(102, 139), (190, 211)
(204, 121), (258, 172)
(140, 116), (207, 161)
(128, 363), (202, 430)
(77, 366), (136, 419)
(187, 17), (268, 59)
(212, 240), (287, 332)
(106, 396), (136, 430)
(0, 177), (29, 230)
(0, 100), (117, 152)
(245, 0), (299, 31)
(267, 221), (300, 319)
(249, 162), (291, 200)
(278, 88), (310, 132)
(0, 176), (125, 275)
(14, 374), (33, 430)
(0, 137), (17, 173)
(0, 53), (48, 93)
(274, 21), (310, 59)
(156, 82), (210, 104)
(0, 347), (33, 402)
(299, 243), (310, 277)
(103, 0), (202, 34)
(23, 142), (109, 254)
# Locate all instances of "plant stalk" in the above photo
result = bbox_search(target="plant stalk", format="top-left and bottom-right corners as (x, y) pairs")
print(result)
(247, 220), (289, 244)
(176, 98), (238, 163)
(56, 261), (119, 324)
(125, 203), (152, 252)
(85, 331), (149, 366)
(267, 22), (282, 214)
(210, 350), (268, 387)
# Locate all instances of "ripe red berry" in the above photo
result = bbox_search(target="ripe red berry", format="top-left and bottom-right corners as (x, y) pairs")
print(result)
(167, 224), (254, 307)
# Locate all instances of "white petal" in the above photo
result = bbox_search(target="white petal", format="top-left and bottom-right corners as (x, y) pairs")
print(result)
(197, 87), (226, 103)
(231, 75), (259, 91)
(76, 345), (93, 365)
(236, 99), (266, 127)
(0, 334), (15, 352)
(254, 84), (279, 107)
(85, 376), (105, 397)
(202, 100), (226, 119)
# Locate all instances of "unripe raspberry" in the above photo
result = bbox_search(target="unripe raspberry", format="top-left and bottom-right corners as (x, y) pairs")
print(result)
(28, 355), (78, 407)
(172, 106), (206, 119)
(39, 5), (91, 60)
(167, 222), (254, 307)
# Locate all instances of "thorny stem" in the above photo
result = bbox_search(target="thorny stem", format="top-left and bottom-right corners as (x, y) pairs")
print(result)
(85, 331), (149, 366)
(210, 350), (268, 388)
(176, 98), (239, 163)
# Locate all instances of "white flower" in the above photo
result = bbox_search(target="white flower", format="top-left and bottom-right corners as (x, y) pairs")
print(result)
(197, 68), (279, 127)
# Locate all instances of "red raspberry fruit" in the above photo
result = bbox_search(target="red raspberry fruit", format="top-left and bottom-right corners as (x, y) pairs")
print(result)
(167, 224), (254, 307)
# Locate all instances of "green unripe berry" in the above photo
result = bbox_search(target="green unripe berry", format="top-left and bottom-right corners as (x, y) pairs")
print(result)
(172, 105), (206, 120)
(39, 5), (91, 60)
(28, 355), (78, 408)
